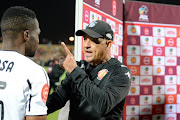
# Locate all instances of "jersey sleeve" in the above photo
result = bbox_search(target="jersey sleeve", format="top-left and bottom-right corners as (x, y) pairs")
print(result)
(26, 66), (49, 116)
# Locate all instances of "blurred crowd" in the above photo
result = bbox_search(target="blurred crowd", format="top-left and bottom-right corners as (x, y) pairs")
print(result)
(31, 44), (74, 66)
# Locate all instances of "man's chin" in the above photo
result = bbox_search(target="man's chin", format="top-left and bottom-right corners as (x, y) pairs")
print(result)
(84, 57), (93, 63)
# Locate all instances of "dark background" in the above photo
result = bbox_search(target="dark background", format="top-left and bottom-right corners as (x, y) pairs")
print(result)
(0, 0), (180, 45)
(0, 0), (75, 45)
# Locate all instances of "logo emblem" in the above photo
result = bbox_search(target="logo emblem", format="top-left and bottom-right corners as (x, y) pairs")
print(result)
(41, 84), (49, 103)
(95, 0), (100, 5)
(112, 0), (117, 16)
(139, 5), (148, 15)
(106, 33), (112, 39)
(88, 21), (97, 27)
(97, 69), (108, 80)
(139, 5), (149, 21)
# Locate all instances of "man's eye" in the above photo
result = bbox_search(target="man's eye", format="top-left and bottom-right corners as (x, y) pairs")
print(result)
(83, 36), (87, 40)
(92, 38), (100, 44)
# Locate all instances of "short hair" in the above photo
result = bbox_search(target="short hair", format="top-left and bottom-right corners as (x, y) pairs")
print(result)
(1, 6), (36, 39)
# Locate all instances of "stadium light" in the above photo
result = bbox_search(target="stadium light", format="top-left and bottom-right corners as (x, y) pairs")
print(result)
(69, 36), (74, 41)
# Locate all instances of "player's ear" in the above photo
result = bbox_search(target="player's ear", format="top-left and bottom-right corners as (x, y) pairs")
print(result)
(23, 30), (30, 41)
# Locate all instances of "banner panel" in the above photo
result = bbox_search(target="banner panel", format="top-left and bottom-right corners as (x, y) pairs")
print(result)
(81, 0), (123, 61)
(124, 1), (180, 120)
(83, 0), (122, 20)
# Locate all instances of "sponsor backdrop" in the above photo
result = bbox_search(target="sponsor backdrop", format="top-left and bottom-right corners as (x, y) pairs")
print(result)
(76, 0), (180, 120)
(82, 0), (123, 61)
(124, 1), (180, 120)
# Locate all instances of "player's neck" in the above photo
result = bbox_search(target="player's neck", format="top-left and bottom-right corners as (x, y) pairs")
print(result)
(2, 40), (25, 55)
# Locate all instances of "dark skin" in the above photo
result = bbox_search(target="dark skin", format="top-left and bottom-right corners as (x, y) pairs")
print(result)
(2, 18), (46, 120)
(25, 116), (46, 120)
(2, 19), (40, 57)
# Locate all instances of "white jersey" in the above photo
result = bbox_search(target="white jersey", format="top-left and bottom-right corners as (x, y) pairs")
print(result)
(0, 51), (50, 120)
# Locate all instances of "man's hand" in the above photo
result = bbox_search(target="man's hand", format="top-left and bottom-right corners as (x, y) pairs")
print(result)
(60, 42), (77, 73)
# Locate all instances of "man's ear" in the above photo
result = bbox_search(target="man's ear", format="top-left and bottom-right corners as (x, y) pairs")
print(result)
(23, 30), (30, 41)
(106, 40), (112, 50)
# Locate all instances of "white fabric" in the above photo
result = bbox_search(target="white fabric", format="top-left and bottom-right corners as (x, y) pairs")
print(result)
(0, 51), (49, 120)
(58, 101), (70, 120)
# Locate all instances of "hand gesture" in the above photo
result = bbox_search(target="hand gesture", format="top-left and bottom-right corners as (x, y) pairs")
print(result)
(60, 42), (77, 73)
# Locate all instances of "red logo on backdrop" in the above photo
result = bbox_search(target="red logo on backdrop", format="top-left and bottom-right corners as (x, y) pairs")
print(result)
(157, 67), (161, 73)
(168, 95), (174, 103)
(166, 66), (176, 75)
(115, 24), (119, 34)
(131, 37), (137, 44)
(130, 67), (137, 75)
(156, 77), (162, 84)
(141, 108), (151, 113)
(142, 49), (151, 54)
(168, 38), (174, 46)
(178, 85), (180, 94)
(141, 56), (152, 65)
(131, 87), (136, 93)
(130, 97), (136, 104)
(167, 88), (175, 92)
(143, 57), (150, 65)
(155, 106), (164, 114)
(144, 28), (150, 35)
(131, 27), (137, 33)
(142, 78), (150, 83)
(157, 38), (162, 45)
(140, 115), (152, 120)
(85, 10), (89, 22)
(168, 67), (174, 74)
(156, 96), (161, 103)
(41, 84), (49, 103)
(167, 116), (175, 120)
(111, 23), (115, 31)
(112, 0), (117, 16)
(155, 107), (162, 113)
(141, 86), (152, 95)
(156, 47), (162, 55)
(154, 47), (165, 56)
(167, 31), (175, 35)
(143, 87), (149, 94)
(131, 57), (136, 63)
(142, 116), (150, 120)
(167, 59), (175, 64)
(130, 118), (135, 120)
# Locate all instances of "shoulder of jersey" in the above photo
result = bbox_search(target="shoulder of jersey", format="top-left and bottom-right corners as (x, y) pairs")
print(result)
(6, 51), (41, 68)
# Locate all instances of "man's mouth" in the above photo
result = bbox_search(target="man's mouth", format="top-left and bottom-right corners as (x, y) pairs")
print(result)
(85, 51), (92, 56)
